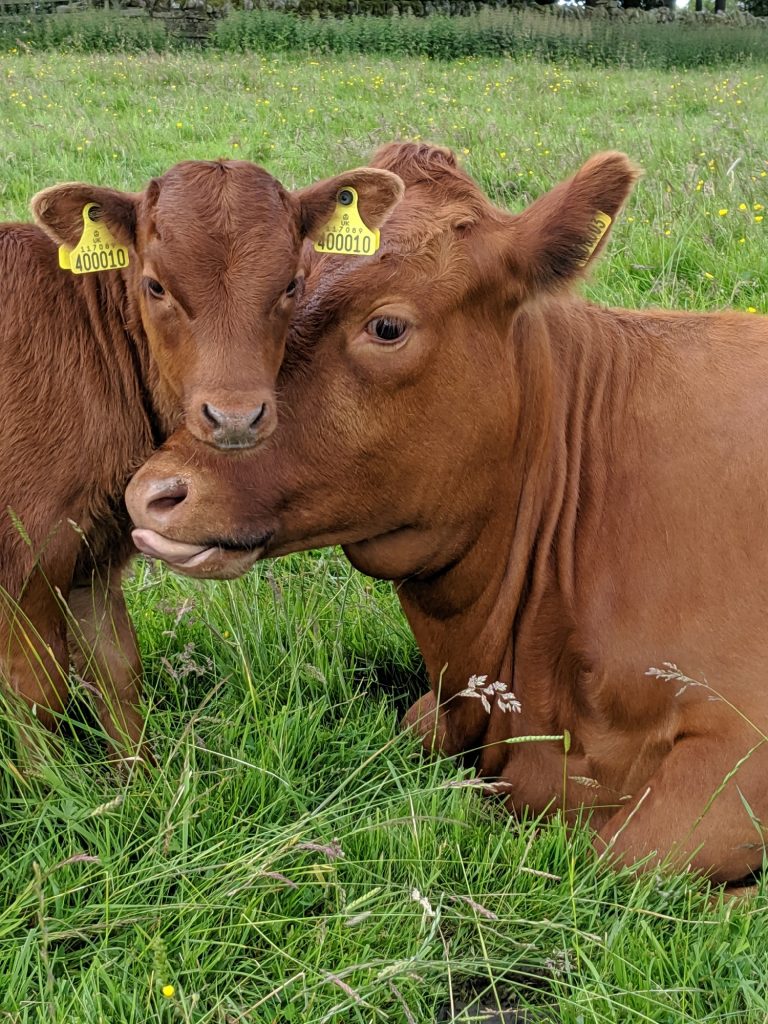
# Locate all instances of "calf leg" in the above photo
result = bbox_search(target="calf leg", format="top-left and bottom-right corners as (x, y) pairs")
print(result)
(595, 733), (767, 884)
(401, 691), (450, 752)
(0, 579), (70, 751)
(67, 571), (150, 764)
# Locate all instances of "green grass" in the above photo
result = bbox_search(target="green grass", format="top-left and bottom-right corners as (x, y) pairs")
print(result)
(0, 50), (767, 1022)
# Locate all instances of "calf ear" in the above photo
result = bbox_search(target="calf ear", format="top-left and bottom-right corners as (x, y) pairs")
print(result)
(504, 152), (640, 298)
(295, 168), (404, 240)
(31, 183), (138, 250)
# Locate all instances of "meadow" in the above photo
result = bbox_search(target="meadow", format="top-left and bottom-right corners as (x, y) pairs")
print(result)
(0, 48), (767, 1023)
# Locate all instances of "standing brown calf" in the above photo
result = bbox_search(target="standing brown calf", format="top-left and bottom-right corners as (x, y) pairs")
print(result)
(127, 143), (767, 882)
(1, 158), (402, 759)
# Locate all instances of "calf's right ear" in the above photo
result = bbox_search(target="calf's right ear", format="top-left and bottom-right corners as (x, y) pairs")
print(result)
(294, 168), (405, 241)
(31, 183), (138, 251)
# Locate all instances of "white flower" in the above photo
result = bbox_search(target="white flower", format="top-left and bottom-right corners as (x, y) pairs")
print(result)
(497, 691), (522, 714)
(457, 675), (522, 714)
(646, 662), (718, 700)
(410, 888), (435, 918)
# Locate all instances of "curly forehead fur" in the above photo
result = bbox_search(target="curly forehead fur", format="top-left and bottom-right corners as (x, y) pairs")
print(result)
(140, 160), (298, 317)
(368, 141), (499, 252)
(143, 159), (291, 237)
(292, 142), (498, 349)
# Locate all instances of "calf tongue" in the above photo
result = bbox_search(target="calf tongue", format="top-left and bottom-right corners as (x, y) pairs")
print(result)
(132, 528), (215, 568)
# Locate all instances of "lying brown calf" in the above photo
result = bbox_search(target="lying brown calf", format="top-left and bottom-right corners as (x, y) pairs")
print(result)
(1, 158), (402, 758)
(127, 143), (768, 882)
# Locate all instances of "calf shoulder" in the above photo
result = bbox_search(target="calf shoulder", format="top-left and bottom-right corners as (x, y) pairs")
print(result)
(0, 222), (155, 594)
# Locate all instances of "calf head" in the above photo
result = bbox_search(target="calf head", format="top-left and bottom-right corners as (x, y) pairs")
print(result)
(126, 143), (639, 573)
(32, 160), (403, 449)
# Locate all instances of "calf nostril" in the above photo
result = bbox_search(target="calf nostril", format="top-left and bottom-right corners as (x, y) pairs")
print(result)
(202, 403), (267, 435)
(248, 403), (267, 430)
(201, 403), (224, 428)
(146, 480), (188, 516)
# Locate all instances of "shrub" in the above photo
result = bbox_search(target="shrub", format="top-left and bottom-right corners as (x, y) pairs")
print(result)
(2, 5), (766, 63)
(212, 7), (768, 66)
(0, 10), (168, 52)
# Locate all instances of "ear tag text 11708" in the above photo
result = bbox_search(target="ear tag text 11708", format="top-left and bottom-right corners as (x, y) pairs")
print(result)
(575, 211), (612, 268)
(58, 203), (130, 275)
(314, 188), (380, 257)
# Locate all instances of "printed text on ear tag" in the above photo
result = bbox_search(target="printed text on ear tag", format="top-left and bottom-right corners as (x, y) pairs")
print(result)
(60, 203), (130, 275)
(314, 187), (380, 256)
(575, 211), (612, 268)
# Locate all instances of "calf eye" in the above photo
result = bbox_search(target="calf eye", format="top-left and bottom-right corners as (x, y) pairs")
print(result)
(367, 316), (409, 344)
(146, 278), (165, 299)
(285, 278), (298, 298)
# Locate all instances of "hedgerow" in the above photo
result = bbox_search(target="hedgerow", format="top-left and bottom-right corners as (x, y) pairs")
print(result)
(2, 6), (767, 65)
(212, 8), (768, 66)
(0, 11), (168, 51)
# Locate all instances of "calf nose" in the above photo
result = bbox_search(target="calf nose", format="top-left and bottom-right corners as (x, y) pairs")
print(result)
(128, 474), (215, 569)
(129, 476), (189, 530)
(201, 402), (269, 450)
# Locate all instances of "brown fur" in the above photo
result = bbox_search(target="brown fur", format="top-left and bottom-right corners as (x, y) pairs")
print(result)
(127, 144), (768, 881)
(1, 159), (403, 757)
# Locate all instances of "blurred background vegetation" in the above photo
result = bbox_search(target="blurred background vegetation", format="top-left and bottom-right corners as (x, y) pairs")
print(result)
(1, 3), (768, 63)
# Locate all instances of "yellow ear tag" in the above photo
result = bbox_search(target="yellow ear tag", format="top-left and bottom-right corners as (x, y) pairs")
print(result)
(313, 188), (380, 257)
(59, 203), (130, 275)
(575, 211), (612, 268)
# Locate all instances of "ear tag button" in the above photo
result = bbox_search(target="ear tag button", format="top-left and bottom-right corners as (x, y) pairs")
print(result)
(575, 211), (612, 268)
(314, 187), (380, 257)
(59, 202), (130, 276)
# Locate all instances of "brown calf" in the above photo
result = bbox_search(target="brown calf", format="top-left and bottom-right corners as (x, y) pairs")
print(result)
(1, 158), (402, 758)
(127, 143), (768, 882)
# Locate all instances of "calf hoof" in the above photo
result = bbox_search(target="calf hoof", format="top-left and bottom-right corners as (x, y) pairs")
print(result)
(718, 884), (758, 905)
(401, 691), (447, 753)
(711, 874), (762, 908)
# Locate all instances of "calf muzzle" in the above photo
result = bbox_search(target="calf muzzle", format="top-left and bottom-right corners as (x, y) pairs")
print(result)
(126, 464), (266, 579)
(128, 473), (212, 570)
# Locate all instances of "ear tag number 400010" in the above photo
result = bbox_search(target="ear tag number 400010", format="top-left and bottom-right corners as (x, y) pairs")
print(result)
(58, 203), (130, 275)
(314, 188), (380, 257)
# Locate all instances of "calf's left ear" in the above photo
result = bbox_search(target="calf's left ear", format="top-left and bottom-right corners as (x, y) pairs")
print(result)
(294, 168), (405, 240)
(503, 151), (640, 299)
(31, 183), (138, 251)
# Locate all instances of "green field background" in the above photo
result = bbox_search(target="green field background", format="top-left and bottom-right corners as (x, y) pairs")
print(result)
(0, 50), (767, 1023)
